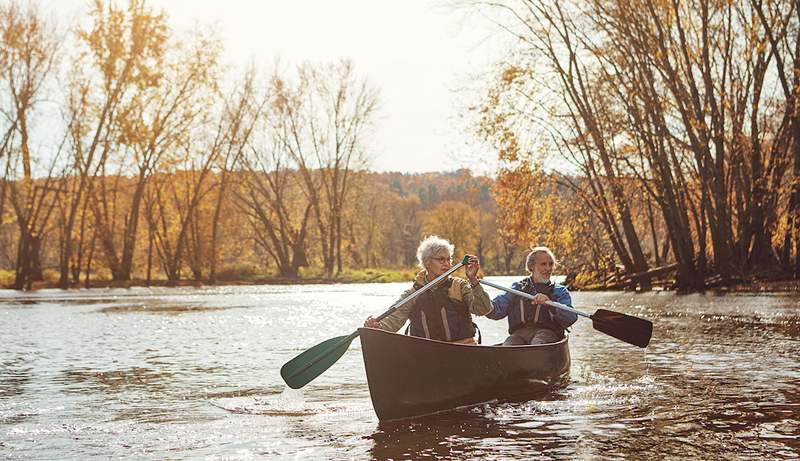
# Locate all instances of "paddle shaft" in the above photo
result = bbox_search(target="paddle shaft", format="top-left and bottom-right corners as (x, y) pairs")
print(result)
(479, 279), (589, 318)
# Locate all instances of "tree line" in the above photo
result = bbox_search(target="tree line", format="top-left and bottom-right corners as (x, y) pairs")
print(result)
(5, 0), (798, 291)
(469, 0), (799, 290)
(0, 1), (531, 290)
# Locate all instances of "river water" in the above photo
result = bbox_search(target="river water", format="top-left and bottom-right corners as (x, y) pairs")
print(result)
(1, 278), (798, 460)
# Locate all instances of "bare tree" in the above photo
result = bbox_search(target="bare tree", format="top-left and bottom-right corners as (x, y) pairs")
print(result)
(0, 2), (60, 289)
(60, 0), (171, 286)
(468, 0), (797, 287)
(109, 29), (217, 282)
(471, 0), (652, 288)
(750, 0), (800, 277)
(235, 70), (311, 278)
(271, 60), (379, 277)
(205, 68), (261, 282)
(150, 69), (262, 285)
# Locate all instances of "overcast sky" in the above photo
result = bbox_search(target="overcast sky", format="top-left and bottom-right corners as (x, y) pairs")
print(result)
(54, 0), (506, 174)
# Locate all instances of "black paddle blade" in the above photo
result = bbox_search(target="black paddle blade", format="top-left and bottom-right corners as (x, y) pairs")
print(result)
(591, 309), (653, 348)
(280, 331), (359, 389)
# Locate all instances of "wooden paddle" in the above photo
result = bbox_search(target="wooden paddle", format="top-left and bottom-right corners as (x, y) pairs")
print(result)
(479, 279), (653, 348)
(280, 256), (471, 389)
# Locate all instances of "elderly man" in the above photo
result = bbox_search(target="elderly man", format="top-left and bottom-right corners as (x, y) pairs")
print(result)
(487, 246), (577, 345)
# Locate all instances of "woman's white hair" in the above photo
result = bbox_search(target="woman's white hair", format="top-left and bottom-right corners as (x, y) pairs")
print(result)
(525, 246), (558, 271)
(416, 235), (454, 269)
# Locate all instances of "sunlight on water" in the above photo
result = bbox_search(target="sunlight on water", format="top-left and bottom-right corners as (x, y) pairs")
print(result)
(1, 282), (798, 459)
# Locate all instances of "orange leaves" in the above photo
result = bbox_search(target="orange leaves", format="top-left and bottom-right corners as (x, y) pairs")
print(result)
(421, 201), (481, 256)
(79, 0), (168, 91)
(500, 64), (526, 86)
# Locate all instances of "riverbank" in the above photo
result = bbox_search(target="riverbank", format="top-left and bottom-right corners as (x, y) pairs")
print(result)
(3, 270), (798, 292)
(584, 276), (800, 293)
(0, 267), (421, 290)
(713, 278), (800, 292)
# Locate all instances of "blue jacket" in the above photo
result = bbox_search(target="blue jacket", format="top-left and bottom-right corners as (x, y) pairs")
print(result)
(487, 277), (577, 334)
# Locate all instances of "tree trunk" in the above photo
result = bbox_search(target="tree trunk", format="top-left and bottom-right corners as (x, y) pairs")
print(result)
(13, 232), (30, 290)
(146, 215), (154, 285)
(793, 113), (800, 278)
(118, 171), (149, 281)
(646, 195), (661, 267)
(208, 172), (228, 284)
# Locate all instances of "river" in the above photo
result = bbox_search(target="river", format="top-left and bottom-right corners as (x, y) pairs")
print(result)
(1, 278), (798, 460)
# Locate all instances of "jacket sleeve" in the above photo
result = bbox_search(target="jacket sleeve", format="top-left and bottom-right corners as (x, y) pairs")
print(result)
(486, 283), (517, 320)
(376, 286), (416, 333)
(459, 280), (492, 316)
(550, 286), (577, 328)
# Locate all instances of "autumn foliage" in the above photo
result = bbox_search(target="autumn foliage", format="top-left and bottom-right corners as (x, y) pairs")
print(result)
(470, 0), (800, 289)
(0, 0), (514, 291)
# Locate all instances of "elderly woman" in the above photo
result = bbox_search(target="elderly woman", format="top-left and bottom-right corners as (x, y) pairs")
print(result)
(364, 235), (491, 344)
(487, 246), (577, 345)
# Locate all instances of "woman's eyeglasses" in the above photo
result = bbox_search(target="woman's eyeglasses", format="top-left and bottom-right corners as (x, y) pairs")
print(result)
(431, 256), (452, 264)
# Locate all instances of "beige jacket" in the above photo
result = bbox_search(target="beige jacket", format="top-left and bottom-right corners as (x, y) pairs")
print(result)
(378, 270), (492, 334)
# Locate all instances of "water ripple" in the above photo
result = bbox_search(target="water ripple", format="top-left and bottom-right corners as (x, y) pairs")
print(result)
(0, 286), (798, 460)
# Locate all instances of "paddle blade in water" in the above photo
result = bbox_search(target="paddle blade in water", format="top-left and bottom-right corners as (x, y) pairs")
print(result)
(591, 309), (653, 348)
(280, 331), (359, 389)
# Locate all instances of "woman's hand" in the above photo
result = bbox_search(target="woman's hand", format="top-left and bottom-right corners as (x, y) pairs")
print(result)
(465, 254), (480, 286)
(364, 316), (381, 328)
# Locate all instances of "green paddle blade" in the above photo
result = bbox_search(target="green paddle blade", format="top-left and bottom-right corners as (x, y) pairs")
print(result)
(280, 331), (359, 389)
(591, 309), (653, 348)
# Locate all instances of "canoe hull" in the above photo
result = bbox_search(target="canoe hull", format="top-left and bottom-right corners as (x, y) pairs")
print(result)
(358, 327), (570, 421)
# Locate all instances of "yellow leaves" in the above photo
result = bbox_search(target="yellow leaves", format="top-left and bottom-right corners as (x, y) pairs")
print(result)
(114, 101), (149, 145)
(491, 165), (540, 246)
(500, 65), (525, 86)
(491, 164), (599, 275)
(79, 0), (169, 90)
(0, 2), (48, 64)
(421, 201), (481, 255)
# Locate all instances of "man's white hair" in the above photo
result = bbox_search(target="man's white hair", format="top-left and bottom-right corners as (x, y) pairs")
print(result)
(525, 246), (558, 271)
(416, 235), (455, 269)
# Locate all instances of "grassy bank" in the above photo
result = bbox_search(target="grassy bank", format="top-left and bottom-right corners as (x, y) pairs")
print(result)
(0, 266), (421, 290)
(2, 267), (797, 292)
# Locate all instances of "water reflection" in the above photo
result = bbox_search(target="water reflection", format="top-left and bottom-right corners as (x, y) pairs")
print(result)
(695, 314), (800, 338)
(0, 286), (798, 459)
(368, 389), (799, 460)
(0, 357), (31, 399)
(57, 367), (175, 394)
(97, 304), (230, 314)
(202, 386), (283, 400)
(369, 408), (571, 460)
(372, 412), (504, 460)
(0, 357), (35, 427)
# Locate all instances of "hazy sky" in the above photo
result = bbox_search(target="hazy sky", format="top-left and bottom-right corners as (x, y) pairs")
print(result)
(56, 0), (506, 174)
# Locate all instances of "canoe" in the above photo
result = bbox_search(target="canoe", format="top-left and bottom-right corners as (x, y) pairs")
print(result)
(358, 327), (571, 421)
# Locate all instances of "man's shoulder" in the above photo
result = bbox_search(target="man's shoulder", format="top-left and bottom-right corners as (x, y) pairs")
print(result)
(553, 283), (572, 296)
(513, 276), (530, 286)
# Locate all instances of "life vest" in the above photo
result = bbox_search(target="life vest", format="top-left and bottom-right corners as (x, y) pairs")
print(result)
(507, 278), (564, 336)
(407, 278), (476, 342)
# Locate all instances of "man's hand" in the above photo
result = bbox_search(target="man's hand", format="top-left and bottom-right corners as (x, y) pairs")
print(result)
(531, 293), (549, 304)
